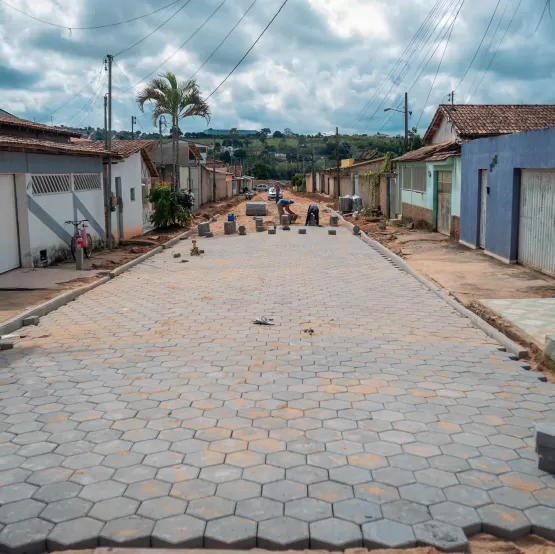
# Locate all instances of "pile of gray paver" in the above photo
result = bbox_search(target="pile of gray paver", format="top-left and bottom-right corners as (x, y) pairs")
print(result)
(245, 202), (267, 216)
(536, 423), (555, 474)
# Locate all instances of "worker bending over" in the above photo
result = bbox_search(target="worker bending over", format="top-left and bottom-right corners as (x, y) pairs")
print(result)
(277, 198), (298, 222)
(305, 203), (320, 226)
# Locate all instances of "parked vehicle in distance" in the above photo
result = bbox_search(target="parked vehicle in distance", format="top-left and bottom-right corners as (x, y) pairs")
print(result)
(268, 187), (276, 200)
(255, 184), (269, 191)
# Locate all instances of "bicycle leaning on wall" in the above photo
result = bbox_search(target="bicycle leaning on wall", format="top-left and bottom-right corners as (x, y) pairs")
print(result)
(65, 219), (93, 260)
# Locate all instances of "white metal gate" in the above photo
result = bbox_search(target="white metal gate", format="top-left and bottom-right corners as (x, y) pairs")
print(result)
(519, 169), (555, 275)
(354, 175), (360, 197)
(480, 170), (487, 249)
(0, 175), (20, 274)
(437, 171), (452, 236)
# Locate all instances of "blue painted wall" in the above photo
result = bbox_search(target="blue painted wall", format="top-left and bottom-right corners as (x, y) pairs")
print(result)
(461, 127), (555, 262)
(0, 152), (102, 174)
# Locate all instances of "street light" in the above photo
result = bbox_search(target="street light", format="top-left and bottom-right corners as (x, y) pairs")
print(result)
(384, 93), (410, 153)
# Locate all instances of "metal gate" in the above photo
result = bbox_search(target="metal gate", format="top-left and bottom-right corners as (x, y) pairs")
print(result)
(519, 169), (555, 276)
(389, 177), (397, 218)
(437, 170), (452, 236)
(480, 170), (487, 249)
(0, 175), (20, 274)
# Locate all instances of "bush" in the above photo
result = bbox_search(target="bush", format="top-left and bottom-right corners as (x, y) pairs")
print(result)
(148, 185), (192, 229)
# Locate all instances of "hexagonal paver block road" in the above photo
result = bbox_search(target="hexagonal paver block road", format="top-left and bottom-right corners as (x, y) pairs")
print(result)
(1, 227), (554, 551)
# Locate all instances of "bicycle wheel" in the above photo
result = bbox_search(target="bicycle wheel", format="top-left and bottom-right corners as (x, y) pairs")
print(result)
(84, 234), (93, 258)
(70, 233), (79, 261)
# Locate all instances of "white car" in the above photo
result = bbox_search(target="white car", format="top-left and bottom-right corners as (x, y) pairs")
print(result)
(268, 187), (277, 200)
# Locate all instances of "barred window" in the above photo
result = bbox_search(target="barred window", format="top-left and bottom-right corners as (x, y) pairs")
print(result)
(403, 166), (411, 191)
(412, 165), (427, 193)
(31, 174), (70, 195)
(74, 173), (101, 191)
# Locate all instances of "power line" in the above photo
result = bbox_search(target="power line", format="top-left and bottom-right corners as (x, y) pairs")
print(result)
(0, 0), (184, 31)
(189, 0), (258, 80)
(464, 0), (509, 102)
(75, 74), (108, 127)
(60, 67), (107, 126)
(122, 0), (229, 94)
(416, 0), (464, 128)
(206, 0), (290, 101)
(115, 0), (193, 58)
(453, 0), (502, 91)
(536, 0), (551, 31)
(468, 0), (523, 101)
(39, 62), (104, 122)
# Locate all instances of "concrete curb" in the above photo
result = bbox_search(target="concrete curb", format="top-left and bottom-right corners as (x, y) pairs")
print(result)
(0, 276), (111, 337)
(108, 246), (164, 278)
(336, 212), (528, 359)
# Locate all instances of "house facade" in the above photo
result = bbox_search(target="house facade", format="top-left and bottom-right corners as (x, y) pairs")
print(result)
(461, 126), (555, 275)
(395, 104), (555, 241)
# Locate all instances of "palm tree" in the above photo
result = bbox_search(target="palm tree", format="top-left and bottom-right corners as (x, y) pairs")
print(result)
(138, 72), (210, 188)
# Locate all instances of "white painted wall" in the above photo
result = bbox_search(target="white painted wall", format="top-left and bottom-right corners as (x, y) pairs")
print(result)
(110, 153), (144, 240)
(432, 116), (457, 143)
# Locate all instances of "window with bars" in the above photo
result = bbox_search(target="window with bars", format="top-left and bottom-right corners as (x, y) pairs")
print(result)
(31, 174), (71, 195)
(74, 173), (101, 191)
(412, 165), (427, 193)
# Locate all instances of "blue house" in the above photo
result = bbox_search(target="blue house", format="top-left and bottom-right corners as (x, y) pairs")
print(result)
(461, 125), (555, 276)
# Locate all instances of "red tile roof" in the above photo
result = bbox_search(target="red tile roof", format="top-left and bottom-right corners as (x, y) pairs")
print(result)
(393, 140), (461, 163)
(0, 112), (81, 137)
(424, 104), (555, 143)
(0, 135), (116, 157)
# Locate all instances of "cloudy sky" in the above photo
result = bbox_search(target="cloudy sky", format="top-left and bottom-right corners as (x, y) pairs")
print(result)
(0, 0), (553, 136)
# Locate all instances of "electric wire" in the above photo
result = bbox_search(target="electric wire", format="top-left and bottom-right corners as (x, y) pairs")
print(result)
(416, 0), (464, 128)
(114, 0), (193, 57)
(453, 0), (502, 91)
(0, 0), (184, 31)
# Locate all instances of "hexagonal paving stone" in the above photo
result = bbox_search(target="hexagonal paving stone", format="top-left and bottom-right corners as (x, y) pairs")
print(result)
(170, 479), (216, 501)
(27, 468), (71, 486)
(478, 504), (531, 539)
(444, 484), (492, 508)
(89, 497), (139, 521)
(0, 517), (53, 554)
(216, 479), (260, 501)
(490, 487), (539, 510)
(534, 488), (555, 508)
(524, 506), (555, 541)
(258, 516), (309, 550)
(286, 465), (328, 485)
(285, 497), (332, 522)
(226, 451), (265, 468)
(310, 517), (362, 549)
(333, 499), (382, 525)
(99, 515), (155, 547)
(309, 481), (354, 503)
(70, 466), (114, 485)
(33, 482), (81, 503)
(329, 466), (371, 486)
(0, 499), (44, 524)
(458, 470), (502, 490)
(415, 468), (458, 488)
(113, 465), (157, 484)
(205, 516), (257, 549)
(307, 452), (347, 469)
(267, 451), (305, 469)
(355, 482), (400, 504)
(137, 496), (187, 519)
(157, 465), (199, 484)
(348, 453), (388, 470)
(103, 452), (145, 469)
(400, 483), (446, 506)
(0, 483), (37, 505)
(125, 479), (170, 501)
(362, 519), (416, 549)
(430, 502), (482, 535)
(243, 464), (283, 484)
(413, 520), (468, 552)
(263, 480), (307, 502)
(382, 500), (432, 525)
(389, 453), (430, 472)
(47, 517), (103, 550)
(151, 514), (206, 548)
(470, 456), (511, 475)
(41, 497), (92, 524)
(500, 472), (545, 493)
(372, 467), (415, 487)
(187, 496), (235, 521)
(80, 480), (126, 502)
(236, 497), (283, 522)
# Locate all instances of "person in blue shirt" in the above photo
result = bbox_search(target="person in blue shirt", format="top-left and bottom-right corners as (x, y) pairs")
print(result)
(305, 203), (320, 226)
(277, 198), (297, 222)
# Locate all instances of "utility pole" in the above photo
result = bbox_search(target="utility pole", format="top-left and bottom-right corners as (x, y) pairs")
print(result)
(159, 116), (166, 183)
(404, 92), (409, 154)
(105, 55), (113, 250)
(335, 126), (340, 198)
(448, 91), (455, 105)
(311, 140), (316, 194)
(103, 95), (108, 151)
(131, 116), (137, 140)
(212, 140), (217, 202)
(103, 95), (108, 245)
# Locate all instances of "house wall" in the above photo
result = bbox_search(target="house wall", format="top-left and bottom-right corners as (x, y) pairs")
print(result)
(0, 151), (102, 174)
(22, 172), (105, 266)
(400, 157), (461, 237)
(431, 117), (457, 144)
(111, 152), (144, 240)
(461, 126), (555, 262)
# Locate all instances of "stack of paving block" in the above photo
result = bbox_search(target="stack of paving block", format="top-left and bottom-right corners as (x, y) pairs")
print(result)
(536, 423), (555, 473)
(197, 222), (210, 236)
(255, 218), (264, 232)
(245, 202), (268, 216)
(224, 221), (236, 235)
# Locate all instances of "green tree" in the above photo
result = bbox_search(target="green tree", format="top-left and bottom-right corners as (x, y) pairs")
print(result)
(251, 161), (273, 179)
(137, 73), (211, 187)
(273, 130), (284, 138)
(408, 127), (423, 151)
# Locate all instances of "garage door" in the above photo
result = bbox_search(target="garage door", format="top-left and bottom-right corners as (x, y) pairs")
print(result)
(519, 170), (555, 276)
(0, 175), (20, 274)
